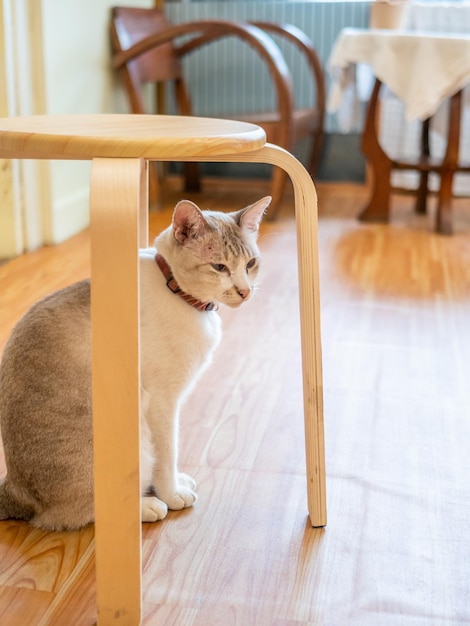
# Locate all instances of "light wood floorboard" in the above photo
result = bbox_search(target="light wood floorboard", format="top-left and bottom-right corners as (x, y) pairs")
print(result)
(0, 178), (469, 625)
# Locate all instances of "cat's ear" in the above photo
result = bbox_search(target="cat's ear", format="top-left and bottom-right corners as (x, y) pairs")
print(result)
(172, 200), (207, 245)
(236, 196), (271, 234)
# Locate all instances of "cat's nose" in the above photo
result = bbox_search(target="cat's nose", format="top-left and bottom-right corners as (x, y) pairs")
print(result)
(237, 287), (251, 300)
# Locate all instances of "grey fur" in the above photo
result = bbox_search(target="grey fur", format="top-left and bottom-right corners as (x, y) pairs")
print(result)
(0, 281), (93, 529)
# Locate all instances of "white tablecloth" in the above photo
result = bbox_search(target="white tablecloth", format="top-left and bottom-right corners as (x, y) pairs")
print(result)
(328, 28), (470, 123)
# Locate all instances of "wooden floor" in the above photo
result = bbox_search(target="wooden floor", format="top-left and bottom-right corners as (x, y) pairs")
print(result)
(0, 178), (469, 625)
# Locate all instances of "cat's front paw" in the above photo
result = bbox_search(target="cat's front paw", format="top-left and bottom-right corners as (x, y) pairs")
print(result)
(157, 473), (197, 511)
(141, 496), (168, 522)
(178, 472), (196, 491)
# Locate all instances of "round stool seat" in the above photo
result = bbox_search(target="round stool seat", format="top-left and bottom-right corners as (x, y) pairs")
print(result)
(0, 114), (266, 160)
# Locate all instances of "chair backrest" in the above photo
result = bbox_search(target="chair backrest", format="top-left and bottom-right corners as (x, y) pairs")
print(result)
(110, 7), (183, 84)
(110, 6), (297, 138)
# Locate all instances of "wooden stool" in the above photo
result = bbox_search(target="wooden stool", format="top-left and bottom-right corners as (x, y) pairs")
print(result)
(0, 114), (326, 624)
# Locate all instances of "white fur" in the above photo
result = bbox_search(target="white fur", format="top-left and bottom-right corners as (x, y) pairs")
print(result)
(138, 246), (222, 519)
(137, 196), (270, 520)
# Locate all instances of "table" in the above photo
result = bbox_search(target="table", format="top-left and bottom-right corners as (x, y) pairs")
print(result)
(328, 28), (470, 234)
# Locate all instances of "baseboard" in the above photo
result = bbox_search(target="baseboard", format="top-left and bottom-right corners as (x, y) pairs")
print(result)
(50, 187), (90, 244)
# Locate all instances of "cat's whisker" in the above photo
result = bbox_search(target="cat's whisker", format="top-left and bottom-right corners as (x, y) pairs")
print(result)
(257, 231), (282, 244)
(251, 284), (264, 299)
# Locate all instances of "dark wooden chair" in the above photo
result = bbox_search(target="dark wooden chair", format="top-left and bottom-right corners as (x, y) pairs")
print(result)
(110, 6), (325, 216)
(361, 78), (470, 235)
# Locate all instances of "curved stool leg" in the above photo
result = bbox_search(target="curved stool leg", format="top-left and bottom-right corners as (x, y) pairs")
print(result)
(91, 157), (147, 624)
(256, 145), (326, 528)
(182, 144), (326, 527)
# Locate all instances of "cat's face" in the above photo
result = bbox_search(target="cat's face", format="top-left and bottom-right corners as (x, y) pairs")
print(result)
(183, 211), (261, 308)
(161, 197), (271, 308)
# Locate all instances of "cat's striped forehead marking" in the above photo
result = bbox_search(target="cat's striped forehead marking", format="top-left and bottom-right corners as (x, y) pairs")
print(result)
(205, 214), (256, 260)
(222, 230), (253, 259)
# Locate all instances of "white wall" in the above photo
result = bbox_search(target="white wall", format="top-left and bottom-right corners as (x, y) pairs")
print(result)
(0, 0), (152, 258)
(1, 0), (368, 257)
(0, 0), (52, 257)
(40, 0), (153, 245)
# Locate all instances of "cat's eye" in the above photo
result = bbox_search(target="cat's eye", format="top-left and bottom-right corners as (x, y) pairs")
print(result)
(211, 263), (227, 272)
(246, 258), (257, 271)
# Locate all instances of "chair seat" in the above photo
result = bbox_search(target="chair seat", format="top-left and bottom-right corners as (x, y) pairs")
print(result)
(0, 114), (266, 160)
(235, 108), (321, 137)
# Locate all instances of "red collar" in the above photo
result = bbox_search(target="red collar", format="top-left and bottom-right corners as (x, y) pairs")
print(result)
(155, 253), (218, 312)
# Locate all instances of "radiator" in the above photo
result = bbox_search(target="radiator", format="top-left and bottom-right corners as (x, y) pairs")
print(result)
(165, 1), (370, 133)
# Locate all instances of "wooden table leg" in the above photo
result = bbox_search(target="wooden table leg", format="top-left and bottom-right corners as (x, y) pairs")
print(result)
(415, 119), (431, 215)
(437, 170), (455, 235)
(360, 78), (392, 223)
(435, 90), (463, 235)
(90, 157), (147, 625)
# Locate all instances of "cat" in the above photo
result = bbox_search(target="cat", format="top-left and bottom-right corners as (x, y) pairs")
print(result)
(0, 195), (270, 531)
